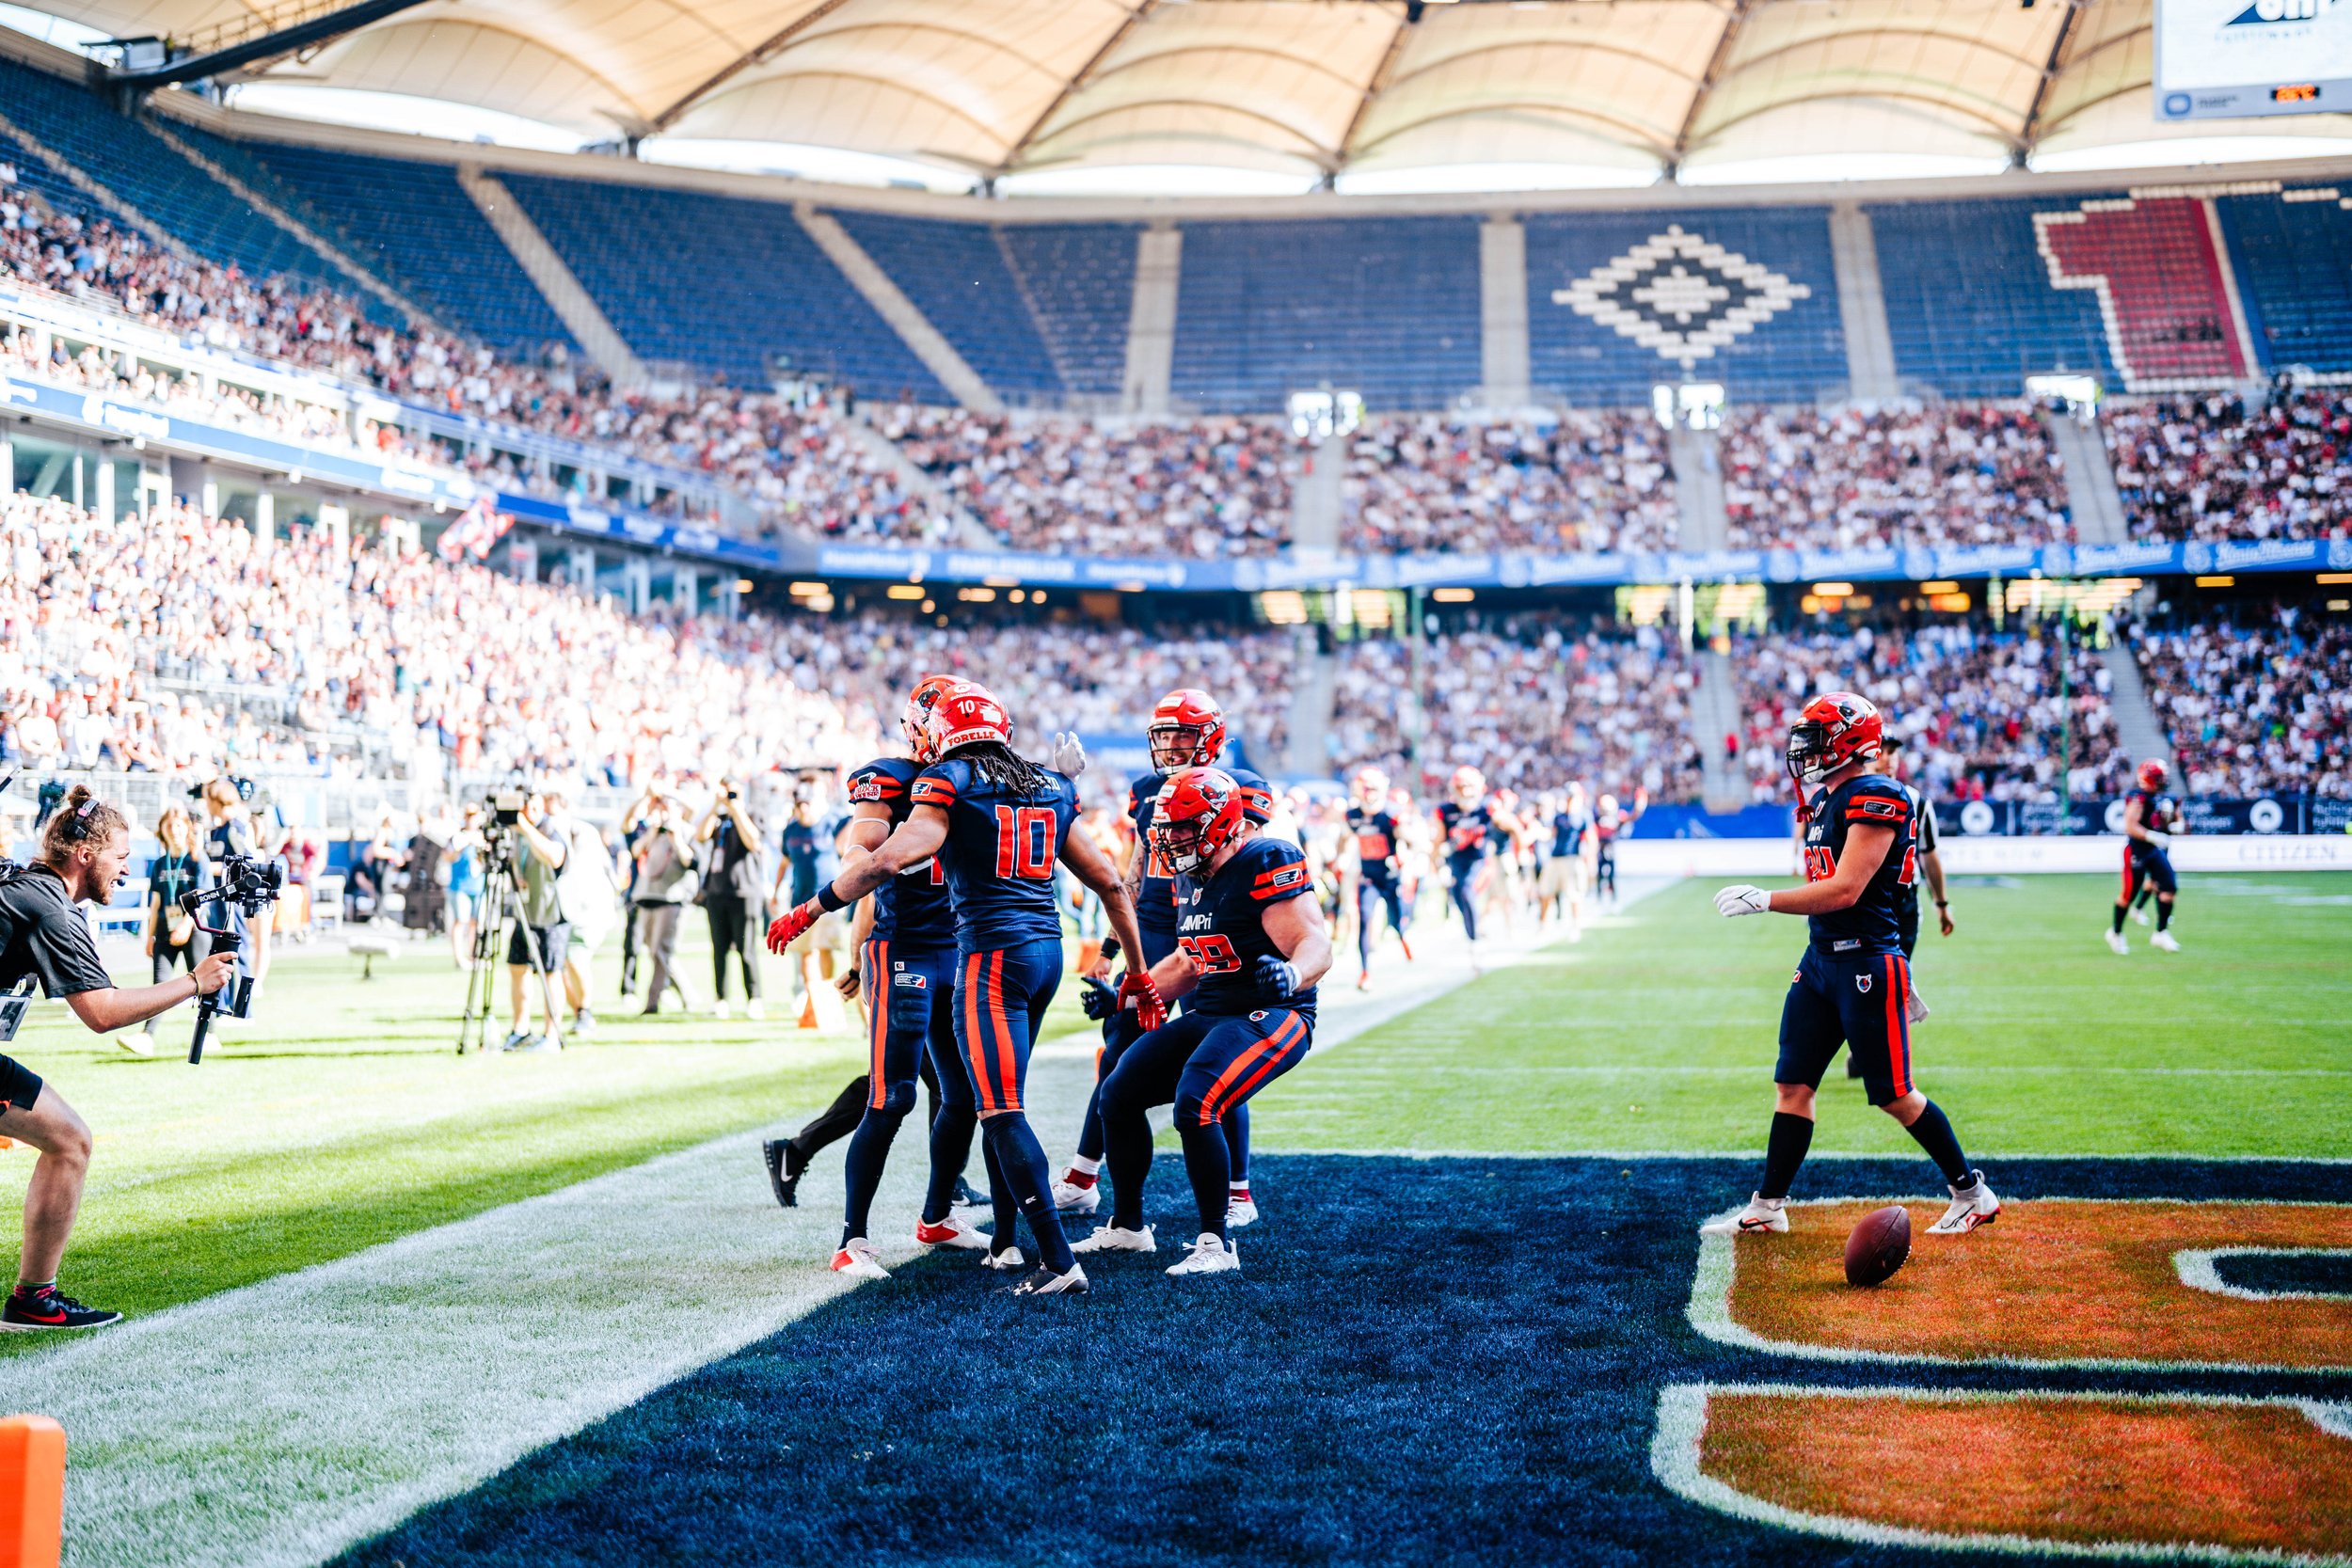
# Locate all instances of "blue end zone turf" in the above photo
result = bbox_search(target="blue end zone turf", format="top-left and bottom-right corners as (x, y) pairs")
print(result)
(338, 1156), (2352, 1567)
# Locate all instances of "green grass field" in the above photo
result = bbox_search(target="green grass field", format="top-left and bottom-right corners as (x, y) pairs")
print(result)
(2, 871), (2344, 1342)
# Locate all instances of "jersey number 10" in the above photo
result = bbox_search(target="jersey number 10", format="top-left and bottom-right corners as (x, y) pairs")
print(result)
(993, 806), (1057, 880)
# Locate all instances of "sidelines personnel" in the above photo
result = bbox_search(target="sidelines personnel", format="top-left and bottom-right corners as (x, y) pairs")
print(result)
(769, 681), (1156, 1297)
(2109, 758), (2184, 955)
(1081, 767), (1333, 1277)
(0, 787), (237, 1329)
(1707, 693), (1999, 1239)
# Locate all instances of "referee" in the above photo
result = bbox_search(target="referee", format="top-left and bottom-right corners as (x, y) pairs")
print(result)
(0, 787), (234, 1330)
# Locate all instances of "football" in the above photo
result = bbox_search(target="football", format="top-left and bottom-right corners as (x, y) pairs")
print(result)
(1844, 1205), (1913, 1287)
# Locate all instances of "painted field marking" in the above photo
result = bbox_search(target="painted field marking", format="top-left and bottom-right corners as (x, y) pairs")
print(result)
(1689, 1196), (2352, 1374)
(1652, 1382), (2352, 1567)
(2177, 1247), (2352, 1302)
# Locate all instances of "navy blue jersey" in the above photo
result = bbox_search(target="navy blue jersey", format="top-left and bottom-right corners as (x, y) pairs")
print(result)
(1438, 801), (1492, 867)
(1131, 765), (1271, 933)
(1550, 808), (1591, 859)
(1799, 772), (1917, 958)
(1174, 833), (1317, 1020)
(2124, 788), (2177, 853)
(845, 756), (953, 947)
(1345, 803), (1400, 881)
(913, 756), (1078, 952)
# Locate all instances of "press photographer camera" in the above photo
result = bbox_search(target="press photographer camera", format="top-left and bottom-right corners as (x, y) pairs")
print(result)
(178, 848), (285, 1065)
(0, 785), (237, 1330)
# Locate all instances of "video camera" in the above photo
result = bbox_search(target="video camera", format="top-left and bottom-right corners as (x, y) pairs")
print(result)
(180, 849), (284, 1064)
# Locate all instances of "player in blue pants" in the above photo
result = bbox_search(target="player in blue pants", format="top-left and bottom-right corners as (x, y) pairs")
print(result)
(771, 681), (1155, 1297)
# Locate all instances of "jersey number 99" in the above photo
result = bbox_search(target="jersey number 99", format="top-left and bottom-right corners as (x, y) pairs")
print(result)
(993, 806), (1057, 880)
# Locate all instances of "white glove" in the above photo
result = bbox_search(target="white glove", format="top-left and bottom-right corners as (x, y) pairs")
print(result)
(2142, 830), (2170, 849)
(1049, 731), (1088, 778)
(1714, 884), (1772, 918)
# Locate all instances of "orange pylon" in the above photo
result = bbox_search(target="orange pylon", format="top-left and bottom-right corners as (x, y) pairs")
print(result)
(0, 1415), (64, 1568)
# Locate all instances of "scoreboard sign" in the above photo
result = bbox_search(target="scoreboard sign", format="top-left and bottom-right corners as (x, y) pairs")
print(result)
(2155, 0), (2352, 119)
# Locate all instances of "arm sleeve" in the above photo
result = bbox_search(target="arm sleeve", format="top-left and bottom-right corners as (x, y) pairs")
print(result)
(1919, 800), (1940, 852)
(1247, 842), (1313, 904)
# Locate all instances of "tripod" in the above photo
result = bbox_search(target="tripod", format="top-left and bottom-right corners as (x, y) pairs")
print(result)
(456, 837), (567, 1054)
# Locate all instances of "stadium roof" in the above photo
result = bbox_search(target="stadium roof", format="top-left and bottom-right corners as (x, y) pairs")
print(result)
(32, 0), (2352, 194)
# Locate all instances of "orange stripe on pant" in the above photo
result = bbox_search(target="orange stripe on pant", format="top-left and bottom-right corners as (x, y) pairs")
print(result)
(1216, 1029), (1303, 1117)
(1198, 1013), (1302, 1126)
(865, 938), (890, 1110)
(962, 952), (996, 1114)
(1881, 955), (1911, 1098)
(988, 950), (1018, 1113)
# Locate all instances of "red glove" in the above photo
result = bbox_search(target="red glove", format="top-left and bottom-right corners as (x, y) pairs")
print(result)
(766, 899), (819, 954)
(1119, 971), (1167, 1032)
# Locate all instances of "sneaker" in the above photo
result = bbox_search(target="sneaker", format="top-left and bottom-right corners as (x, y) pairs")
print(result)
(914, 1215), (990, 1251)
(951, 1178), (984, 1213)
(2150, 930), (2180, 953)
(714, 999), (733, 1021)
(1356, 970), (1372, 991)
(572, 1009), (596, 1037)
(745, 998), (765, 1021)
(762, 1139), (806, 1209)
(1700, 1195), (1789, 1236)
(501, 1029), (531, 1051)
(981, 1245), (1027, 1272)
(1227, 1190), (1260, 1229)
(1052, 1175), (1102, 1215)
(2105, 930), (2129, 956)
(1927, 1172), (2001, 1235)
(1166, 1233), (1240, 1276)
(2133, 906), (2151, 927)
(1008, 1263), (1089, 1296)
(0, 1286), (120, 1331)
(831, 1239), (890, 1280)
(503, 1032), (560, 1053)
(1071, 1224), (1154, 1255)
(118, 1033), (154, 1057)
(1905, 982), (1931, 1023)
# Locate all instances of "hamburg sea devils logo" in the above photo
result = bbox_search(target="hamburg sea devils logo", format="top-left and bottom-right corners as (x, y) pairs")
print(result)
(1551, 226), (1811, 369)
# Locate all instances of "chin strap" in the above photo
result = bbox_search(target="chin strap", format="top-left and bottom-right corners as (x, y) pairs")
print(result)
(1788, 755), (1813, 825)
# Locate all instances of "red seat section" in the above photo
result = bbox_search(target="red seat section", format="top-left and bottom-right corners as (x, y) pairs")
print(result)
(2035, 197), (2255, 390)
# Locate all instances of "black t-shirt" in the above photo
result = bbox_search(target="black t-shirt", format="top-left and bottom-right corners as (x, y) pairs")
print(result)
(0, 865), (116, 998)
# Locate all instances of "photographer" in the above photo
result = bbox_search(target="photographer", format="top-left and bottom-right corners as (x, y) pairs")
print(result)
(694, 777), (767, 1022)
(501, 790), (572, 1053)
(628, 793), (697, 1016)
(0, 787), (235, 1329)
(120, 804), (210, 1058)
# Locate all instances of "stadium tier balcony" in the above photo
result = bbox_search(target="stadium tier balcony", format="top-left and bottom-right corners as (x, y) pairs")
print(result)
(2219, 189), (2352, 382)
(2134, 604), (2352, 799)
(2103, 390), (2352, 544)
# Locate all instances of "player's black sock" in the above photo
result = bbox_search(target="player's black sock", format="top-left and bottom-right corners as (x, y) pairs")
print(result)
(922, 1097), (977, 1225)
(1903, 1100), (1970, 1185)
(978, 1134), (1019, 1249)
(2155, 898), (2172, 931)
(1760, 1111), (1813, 1200)
(1075, 1010), (1142, 1163)
(1223, 1102), (1249, 1182)
(839, 1098), (907, 1245)
(1175, 1117), (1232, 1244)
(2110, 904), (2127, 934)
(1103, 1089), (1152, 1232)
(981, 1114), (1074, 1273)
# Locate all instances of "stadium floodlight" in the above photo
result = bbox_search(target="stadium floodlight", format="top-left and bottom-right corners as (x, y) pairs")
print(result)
(1288, 390), (1363, 442)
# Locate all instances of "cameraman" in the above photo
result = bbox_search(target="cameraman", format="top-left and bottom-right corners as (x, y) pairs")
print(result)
(501, 790), (571, 1053)
(694, 777), (767, 1022)
(0, 787), (235, 1329)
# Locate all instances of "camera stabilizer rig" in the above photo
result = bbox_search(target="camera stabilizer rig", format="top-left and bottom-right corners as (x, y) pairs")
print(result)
(456, 787), (566, 1055)
(180, 851), (283, 1065)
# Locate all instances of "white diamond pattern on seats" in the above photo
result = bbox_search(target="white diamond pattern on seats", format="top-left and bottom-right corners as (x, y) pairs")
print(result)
(1550, 226), (1813, 369)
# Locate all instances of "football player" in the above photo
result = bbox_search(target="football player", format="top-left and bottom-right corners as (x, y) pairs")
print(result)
(1078, 767), (1332, 1275)
(2109, 758), (2184, 954)
(1540, 782), (1596, 938)
(1435, 766), (1494, 954)
(1593, 789), (1644, 904)
(1344, 767), (1412, 987)
(1055, 689), (1273, 1227)
(769, 682), (1157, 1298)
(1707, 693), (1998, 1239)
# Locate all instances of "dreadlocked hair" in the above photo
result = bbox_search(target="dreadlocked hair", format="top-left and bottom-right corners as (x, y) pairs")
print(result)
(957, 740), (1057, 799)
(40, 785), (129, 866)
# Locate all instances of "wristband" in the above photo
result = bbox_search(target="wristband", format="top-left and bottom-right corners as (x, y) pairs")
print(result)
(1099, 938), (1120, 964)
(816, 882), (850, 914)
(1934, 899), (1948, 908)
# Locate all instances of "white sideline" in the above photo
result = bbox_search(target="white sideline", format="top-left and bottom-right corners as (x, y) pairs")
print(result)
(19, 889), (1586, 1568)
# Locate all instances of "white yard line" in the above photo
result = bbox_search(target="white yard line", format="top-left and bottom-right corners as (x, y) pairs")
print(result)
(22, 882), (1636, 1567)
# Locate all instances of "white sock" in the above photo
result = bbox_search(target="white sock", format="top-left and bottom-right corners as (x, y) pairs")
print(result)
(1230, 1180), (1250, 1194)
(1071, 1155), (1102, 1177)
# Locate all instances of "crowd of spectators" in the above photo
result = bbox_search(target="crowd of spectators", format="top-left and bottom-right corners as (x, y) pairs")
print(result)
(1331, 615), (1703, 801)
(884, 408), (1296, 558)
(2133, 604), (2350, 797)
(2104, 389), (2352, 544)
(1341, 412), (1677, 556)
(1726, 620), (2127, 804)
(1721, 403), (2073, 553)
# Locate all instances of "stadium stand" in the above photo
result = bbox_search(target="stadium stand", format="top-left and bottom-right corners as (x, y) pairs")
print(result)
(1331, 618), (1705, 800)
(1719, 402), (2073, 552)
(830, 211), (1063, 404)
(2135, 603), (2352, 798)
(1340, 412), (1677, 555)
(2103, 389), (2352, 542)
(1728, 622), (2126, 804)
(1169, 217), (1483, 414)
(224, 135), (580, 357)
(2219, 188), (2352, 380)
(1522, 206), (1845, 406)
(499, 174), (948, 403)
(994, 223), (1136, 404)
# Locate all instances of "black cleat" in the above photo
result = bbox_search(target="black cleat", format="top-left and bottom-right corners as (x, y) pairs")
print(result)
(1006, 1264), (1089, 1297)
(763, 1138), (808, 1209)
(1, 1286), (121, 1331)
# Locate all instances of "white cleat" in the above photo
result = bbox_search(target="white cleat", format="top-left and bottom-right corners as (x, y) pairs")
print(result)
(1052, 1178), (1102, 1215)
(1700, 1195), (1790, 1236)
(1927, 1172), (2001, 1235)
(2105, 930), (2130, 956)
(1226, 1195), (1260, 1229)
(2132, 907), (2151, 927)
(980, 1245), (1026, 1272)
(1166, 1232), (1241, 1276)
(2150, 930), (2180, 953)
(1071, 1224), (1155, 1255)
(830, 1239), (890, 1280)
(1905, 982), (1931, 1023)
(913, 1215), (990, 1251)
